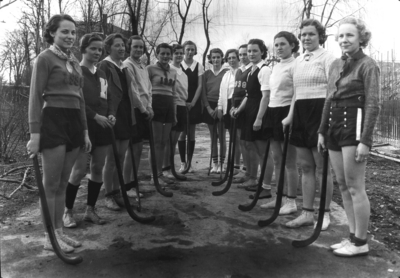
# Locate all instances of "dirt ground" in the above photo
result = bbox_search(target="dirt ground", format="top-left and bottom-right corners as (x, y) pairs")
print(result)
(1, 124), (400, 278)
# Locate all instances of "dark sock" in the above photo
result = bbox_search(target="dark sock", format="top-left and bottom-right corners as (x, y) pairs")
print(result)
(286, 195), (296, 199)
(162, 166), (171, 171)
(220, 156), (225, 165)
(350, 233), (355, 242)
(188, 141), (195, 161)
(353, 236), (367, 246)
(87, 180), (103, 207)
(125, 181), (135, 191)
(212, 156), (218, 164)
(302, 207), (314, 212)
(242, 166), (247, 171)
(65, 182), (80, 210)
(178, 140), (186, 162)
(234, 165), (240, 169)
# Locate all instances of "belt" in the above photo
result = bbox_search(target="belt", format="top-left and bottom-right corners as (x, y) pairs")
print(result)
(330, 96), (364, 108)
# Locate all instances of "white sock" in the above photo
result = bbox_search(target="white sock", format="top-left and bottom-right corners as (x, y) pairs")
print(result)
(262, 183), (271, 190)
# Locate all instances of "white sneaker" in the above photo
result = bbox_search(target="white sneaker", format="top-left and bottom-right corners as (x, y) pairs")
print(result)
(234, 170), (245, 178)
(333, 242), (369, 257)
(279, 198), (297, 215)
(63, 209), (77, 228)
(210, 163), (218, 174)
(163, 170), (174, 179)
(126, 188), (143, 198)
(314, 212), (330, 231)
(44, 233), (74, 253)
(188, 163), (196, 173)
(179, 162), (186, 173)
(260, 196), (287, 209)
(330, 238), (352, 251)
(150, 176), (167, 186)
(285, 210), (314, 228)
(55, 228), (82, 248)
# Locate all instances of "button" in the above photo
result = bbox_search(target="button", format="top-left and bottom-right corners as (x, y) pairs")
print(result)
(330, 112), (332, 115)
(344, 118), (347, 121)
(344, 125), (347, 127)
(329, 118), (331, 121)
(344, 112), (347, 115)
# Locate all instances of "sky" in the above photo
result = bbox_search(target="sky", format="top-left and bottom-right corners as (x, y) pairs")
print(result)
(0, 0), (399, 64)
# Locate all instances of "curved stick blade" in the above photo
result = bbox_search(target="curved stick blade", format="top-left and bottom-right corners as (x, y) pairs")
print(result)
(292, 150), (329, 247)
(148, 121), (173, 197)
(212, 120), (237, 196)
(169, 132), (187, 181)
(238, 139), (270, 211)
(33, 156), (83, 265)
(181, 108), (191, 174)
(110, 130), (156, 223)
(258, 127), (289, 227)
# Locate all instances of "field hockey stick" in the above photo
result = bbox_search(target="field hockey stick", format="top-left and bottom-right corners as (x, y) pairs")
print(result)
(208, 118), (218, 176)
(128, 139), (142, 212)
(32, 156), (83, 265)
(212, 119), (237, 196)
(258, 126), (289, 227)
(292, 149), (329, 247)
(238, 138), (270, 211)
(147, 120), (173, 197)
(181, 107), (191, 174)
(169, 130), (187, 181)
(218, 118), (224, 180)
(110, 129), (156, 223)
(211, 119), (234, 186)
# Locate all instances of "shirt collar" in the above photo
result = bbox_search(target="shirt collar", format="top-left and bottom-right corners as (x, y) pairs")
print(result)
(126, 56), (144, 68)
(343, 49), (366, 61)
(240, 63), (251, 71)
(181, 60), (198, 71)
(104, 56), (126, 69)
(210, 66), (225, 76)
(280, 56), (295, 64)
(301, 47), (325, 61)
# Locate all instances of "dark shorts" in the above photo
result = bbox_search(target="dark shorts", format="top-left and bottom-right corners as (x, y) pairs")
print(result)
(223, 99), (233, 130)
(188, 99), (203, 125)
(202, 101), (219, 125)
(233, 98), (245, 130)
(262, 105), (290, 142)
(241, 98), (263, 142)
(40, 107), (84, 152)
(152, 95), (175, 123)
(290, 98), (325, 149)
(172, 105), (188, 132)
(114, 98), (134, 140)
(87, 117), (112, 147)
(327, 106), (365, 151)
(131, 108), (150, 144)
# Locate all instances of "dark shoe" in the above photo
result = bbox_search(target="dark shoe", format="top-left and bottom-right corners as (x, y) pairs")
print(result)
(84, 206), (106, 225)
(249, 189), (272, 199)
(244, 184), (259, 192)
(113, 193), (125, 208)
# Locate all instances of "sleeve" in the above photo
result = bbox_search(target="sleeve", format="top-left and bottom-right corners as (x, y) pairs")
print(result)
(218, 73), (227, 111)
(318, 64), (335, 135)
(28, 55), (48, 133)
(82, 73), (97, 119)
(198, 63), (205, 76)
(126, 67), (147, 113)
(98, 61), (116, 117)
(201, 71), (210, 108)
(360, 61), (381, 147)
(147, 81), (153, 109)
(324, 52), (336, 81)
(79, 88), (88, 130)
(259, 66), (271, 91)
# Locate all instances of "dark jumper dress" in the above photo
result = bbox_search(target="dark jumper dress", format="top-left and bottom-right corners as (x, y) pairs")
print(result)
(182, 63), (202, 124)
(232, 66), (252, 130)
(241, 65), (266, 142)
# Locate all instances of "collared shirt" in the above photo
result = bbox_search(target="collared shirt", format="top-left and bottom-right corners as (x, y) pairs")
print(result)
(249, 60), (271, 91)
(218, 67), (238, 114)
(181, 60), (204, 76)
(293, 47), (335, 100)
(240, 63), (252, 72)
(123, 57), (152, 110)
(104, 56), (126, 70)
(318, 49), (381, 147)
(269, 56), (295, 107)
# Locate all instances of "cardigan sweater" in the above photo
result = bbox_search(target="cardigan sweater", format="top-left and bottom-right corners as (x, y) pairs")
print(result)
(318, 49), (381, 147)
(170, 64), (188, 106)
(218, 67), (238, 114)
(269, 56), (295, 107)
(29, 49), (87, 133)
(123, 57), (152, 110)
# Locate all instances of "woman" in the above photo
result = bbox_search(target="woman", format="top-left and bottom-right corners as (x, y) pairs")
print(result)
(178, 41), (204, 173)
(202, 48), (229, 173)
(163, 44), (188, 177)
(318, 18), (379, 257)
(27, 14), (91, 253)
(233, 39), (272, 198)
(259, 31), (299, 214)
(97, 33), (143, 211)
(282, 19), (335, 229)
(63, 33), (114, 228)
(217, 49), (239, 174)
(147, 43), (177, 185)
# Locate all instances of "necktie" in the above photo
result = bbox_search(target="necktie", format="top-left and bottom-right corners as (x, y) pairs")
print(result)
(304, 53), (312, 61)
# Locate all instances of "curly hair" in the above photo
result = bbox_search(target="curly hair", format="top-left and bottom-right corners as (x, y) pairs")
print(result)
(126, 35), (146, 54)
(79, 33), (103, 54)
(208, 48), (224, 64)
(299, 19), (327, 45)
(224, 49), (239, 61)
(104, 33), (127, 55)
(44, 14), (76, 45)
(336, 17), (371, 48)
(247, 39), (268, 59)
(182, 40), (197, 55)
(274, 31), (300, 53)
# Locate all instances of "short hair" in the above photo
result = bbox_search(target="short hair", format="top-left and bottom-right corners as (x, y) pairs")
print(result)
(274, 31), (300, 53)
(247, 39), (268, 59)
(208, 48), (224, 64)
(238, 44), (247, 51)
(224, 49), (239, 61)
(172, 44), (184, 54)
(126, 35), (145, 54)
(182, 40), (197, 55)
(299, 19), (327, 45)
(104, 33), (127, 55)
(79, 33), (103, 53)
(44, 14), (76, 45)
(336, 17), (371, 48)
(156, 43), (173, 55)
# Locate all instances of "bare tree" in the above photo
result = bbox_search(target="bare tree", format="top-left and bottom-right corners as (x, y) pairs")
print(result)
(169, 0), (195, 44)
(201, 0), (213, 66)
(0, 0), (18, 10)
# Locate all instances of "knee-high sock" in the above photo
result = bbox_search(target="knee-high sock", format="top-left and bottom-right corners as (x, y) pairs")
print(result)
(65, 182), (80, 210)
(188, 140), (195, 161)
(178, 140), (186, 163)
(87, 180), (103, 207)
